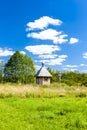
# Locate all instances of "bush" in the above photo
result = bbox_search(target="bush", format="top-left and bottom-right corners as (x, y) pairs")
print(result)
(81, 81), (87, 87)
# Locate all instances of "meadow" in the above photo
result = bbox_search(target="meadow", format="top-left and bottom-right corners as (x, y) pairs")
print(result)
(0, 83), (87, 130)
(0, 97), (87, 130)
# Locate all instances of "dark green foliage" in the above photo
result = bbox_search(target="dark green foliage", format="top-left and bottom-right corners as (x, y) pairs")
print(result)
(0, 70), (3, 82)
(48, 68), (87, 86)
(81, 74), (87, 86)
(62, 71), (79, 86)
(82, 81), (87, 86)
(4, 51), (36, 84)
(62, 72), (87, 86)
(0, 60), (4, 83)
(47, 68), (59, 83)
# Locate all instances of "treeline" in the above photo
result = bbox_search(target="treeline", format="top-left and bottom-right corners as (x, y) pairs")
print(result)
(48, 68), (87, 86)
(0, 51), (87, 86)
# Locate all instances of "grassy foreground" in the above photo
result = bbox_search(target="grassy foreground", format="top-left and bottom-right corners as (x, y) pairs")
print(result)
(0, 97), (87, 130)
(0, 84), (87, 130)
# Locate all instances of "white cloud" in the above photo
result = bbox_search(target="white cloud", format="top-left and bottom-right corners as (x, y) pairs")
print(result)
(83, 52), (87, 59)
(63, 64), (78, 72)
(26, 16), (62, 31)
(54, 34), (68, 44)
(40, 55), (68, 65)
(58, 55), (68, 59)
(69, 37), (79, 44)
(64, 64), (78, 68)
(25, 44), (68, 66)
(80, 64), (84, 67)
(39, 54), (57, 59)
(0, 48), (14, 56)
(27, 29), (61, 40)
(63, 68), (78, 72)
(25, 16), (80, 67)
(27, 29), (68, 44)
(80, 64), (87, 67)
(20, 51), (26, 55)
(25, 45), (60, 55)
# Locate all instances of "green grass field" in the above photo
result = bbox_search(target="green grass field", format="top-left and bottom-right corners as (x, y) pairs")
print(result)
(0, 97), (87, 130)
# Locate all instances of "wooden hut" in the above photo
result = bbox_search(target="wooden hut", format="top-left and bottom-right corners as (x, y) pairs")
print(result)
(36, 63), (52, 85)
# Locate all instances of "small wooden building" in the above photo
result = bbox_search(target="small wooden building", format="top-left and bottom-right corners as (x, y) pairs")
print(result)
(36, 63), (52, 85)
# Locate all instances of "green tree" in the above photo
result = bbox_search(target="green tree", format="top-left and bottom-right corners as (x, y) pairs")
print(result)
(81, 73), (87, 86)
(4, 51), (36, 84)
(61, 71), (87, 86)
(47, 68), (59, 83)
(0, 60), (4, 83)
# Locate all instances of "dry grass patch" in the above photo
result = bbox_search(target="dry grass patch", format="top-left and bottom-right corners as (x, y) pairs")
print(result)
(0, 83), (87, 98)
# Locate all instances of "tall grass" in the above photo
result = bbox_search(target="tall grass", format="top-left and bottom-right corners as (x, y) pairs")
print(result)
(0, 83), (87, 98)
(0, 83), (87, 129)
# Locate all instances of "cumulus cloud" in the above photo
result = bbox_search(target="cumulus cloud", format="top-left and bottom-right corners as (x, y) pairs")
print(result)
(39, 54), (57, 59)
(40, 55), (68, 65)
(58, 55), (68, 59)
(26, 16), (62, 31)
(0, 48), (14, 56)
(63, 64), (78, 72)
(27, 29), (60, 40)
(80, 64), (87, 67)
(63, 68), (78, 72)
(20, 51), (26, 55)
(69, 37), (79, 44)
(25, 16), (80, 66)
(25, 45), (68, 65)
(54, 34), (68, 44)
(64, 64), (78, 68)
(27, 29), (68, 44)
(25, 45), (60, 55)
(83, 52), (87, 59)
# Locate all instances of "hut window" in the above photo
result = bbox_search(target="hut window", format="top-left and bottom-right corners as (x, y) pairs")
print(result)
(44, 78), (48, 81)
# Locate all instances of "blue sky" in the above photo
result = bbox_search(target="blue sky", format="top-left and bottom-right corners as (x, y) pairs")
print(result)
(0, 0), (87, 72)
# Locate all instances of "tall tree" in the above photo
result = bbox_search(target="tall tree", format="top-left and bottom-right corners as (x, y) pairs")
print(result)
(4, 51), (36, 84)
(0, 60), (4, 83)
(47, 68), (59, 83)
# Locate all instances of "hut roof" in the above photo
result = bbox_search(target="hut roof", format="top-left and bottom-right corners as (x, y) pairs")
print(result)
(36, 63), (52, 77)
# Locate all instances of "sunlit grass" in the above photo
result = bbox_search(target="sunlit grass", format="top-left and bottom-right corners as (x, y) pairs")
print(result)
(0, 97), (87, 130)
(0, 83), (87, 129)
